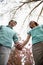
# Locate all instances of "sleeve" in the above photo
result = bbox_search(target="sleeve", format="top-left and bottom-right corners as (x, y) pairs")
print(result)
(13, 33), (18, 43)
(27, 30), (31, 35)
(0, 26), (2, 29)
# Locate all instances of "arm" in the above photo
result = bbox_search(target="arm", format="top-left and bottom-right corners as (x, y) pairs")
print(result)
(15, 41), (23, 50)
(13, 33), (22, 50)
(15, 34), (31, 50)
(22, 34), (31, 47)
(13, 33), (31, 50)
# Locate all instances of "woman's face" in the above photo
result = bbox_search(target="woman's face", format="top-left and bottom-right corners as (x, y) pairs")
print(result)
(29, 22), (36, 29)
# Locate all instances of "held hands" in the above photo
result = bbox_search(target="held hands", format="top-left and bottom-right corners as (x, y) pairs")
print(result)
(15, 43), (24, 50)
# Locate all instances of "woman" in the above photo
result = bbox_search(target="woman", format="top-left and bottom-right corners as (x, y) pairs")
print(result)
(21, 21), (43, 65)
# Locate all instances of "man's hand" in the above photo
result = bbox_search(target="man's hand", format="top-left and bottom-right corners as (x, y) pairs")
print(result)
(15, 43), (23, 50)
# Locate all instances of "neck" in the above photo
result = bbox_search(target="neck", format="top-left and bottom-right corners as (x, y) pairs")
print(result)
(7, 25), (13, 29)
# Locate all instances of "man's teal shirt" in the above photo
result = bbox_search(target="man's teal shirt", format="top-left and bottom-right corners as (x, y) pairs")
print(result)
(0, 25), (18, 48)
(27, 25), (43, 45)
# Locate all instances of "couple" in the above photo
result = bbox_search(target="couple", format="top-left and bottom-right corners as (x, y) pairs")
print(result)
(0, 20), (43, 65)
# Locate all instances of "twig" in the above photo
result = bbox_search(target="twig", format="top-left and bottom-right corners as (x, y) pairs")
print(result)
(20, 0), (41, 3)
(20, 1), (33, 3)
(23, 0), (43, 23)
(29, 0), (43, 15)
(20, 0), (43, 28)
(11, 3), (25, 19)
(0, 3), (25, 16)
(11, 0), (42, 19)
(37, 7), (43, 22)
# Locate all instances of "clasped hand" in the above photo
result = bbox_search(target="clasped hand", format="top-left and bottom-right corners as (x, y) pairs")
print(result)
(15, 43), (23, 50)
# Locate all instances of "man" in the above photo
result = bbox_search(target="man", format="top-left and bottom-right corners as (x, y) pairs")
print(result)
(0, 20), (22, 65)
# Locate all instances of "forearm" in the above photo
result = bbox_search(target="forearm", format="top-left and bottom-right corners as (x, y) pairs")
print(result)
(22, 34), (31, 47)
(22, 39), (29, 47)
(14, 34), (31, 50)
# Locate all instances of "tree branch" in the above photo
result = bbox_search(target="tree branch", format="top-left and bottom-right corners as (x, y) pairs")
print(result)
(11, 3), (25, 19)
(24, 1), (43, 21)
(21, 0), (43, 26)
(11, 0), (43, 18)
(29, 0), (43, 15)
(20, 0), (41, 3)
(37, 7), (43, 22)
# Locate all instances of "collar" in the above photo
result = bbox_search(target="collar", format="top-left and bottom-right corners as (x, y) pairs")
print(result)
(7, 25), (13, 29)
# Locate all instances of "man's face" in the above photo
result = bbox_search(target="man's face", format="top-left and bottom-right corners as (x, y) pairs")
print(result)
(10, 21), (17, 27)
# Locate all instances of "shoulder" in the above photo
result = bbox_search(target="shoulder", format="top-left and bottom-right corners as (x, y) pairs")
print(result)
(27, 29), (32, 35)
(27, 25), (40, 35)
(0, 25), (5, 29)
(12, 30), (18, 36)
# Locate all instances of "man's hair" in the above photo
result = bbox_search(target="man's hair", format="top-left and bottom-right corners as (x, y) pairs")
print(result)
(9, 20), (17, 24)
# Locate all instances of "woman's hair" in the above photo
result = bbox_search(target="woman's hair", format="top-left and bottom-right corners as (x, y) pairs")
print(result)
(29, 21), (39, 29)
(9, 20), (17, 24)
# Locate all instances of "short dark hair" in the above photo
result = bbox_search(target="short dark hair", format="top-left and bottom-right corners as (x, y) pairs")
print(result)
(29, 21), (39, 28)
(9, 20), (17, 24)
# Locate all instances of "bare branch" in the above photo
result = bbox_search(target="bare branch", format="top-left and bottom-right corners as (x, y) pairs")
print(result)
(29, 0), (43, 15)
(20, 0), (41, 3)
(12, 0), (43, 18)
(19, 14), (30, 32)
(0, 3), (25, 16)
(20, 1), (33, 3)
(11, 3), (25, 19)
(22, 0), (42, 22)
(21, 0), (43, 26)
(37, 7), (43, 22)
